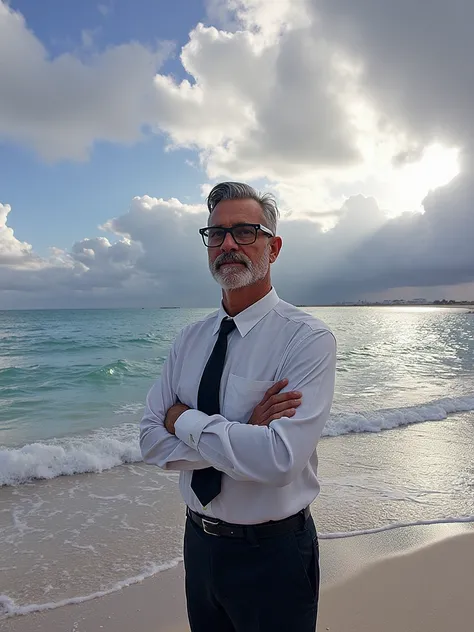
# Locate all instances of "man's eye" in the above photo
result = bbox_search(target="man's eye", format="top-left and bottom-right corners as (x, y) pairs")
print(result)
(208, 229), (224, 239)
(235, 227), (253, 237)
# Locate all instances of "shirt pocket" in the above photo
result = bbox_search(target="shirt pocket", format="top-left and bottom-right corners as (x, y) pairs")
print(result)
(223, 373), (277, 424)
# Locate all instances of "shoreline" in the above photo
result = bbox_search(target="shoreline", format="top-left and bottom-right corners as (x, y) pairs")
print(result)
(3, 522), (474, 632)
(300, 303), (474, 309)
(2, 303), (474, 312)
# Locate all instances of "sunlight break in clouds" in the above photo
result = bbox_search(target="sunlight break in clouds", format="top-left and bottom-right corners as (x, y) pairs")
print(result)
(1, 0), (473, 308)
(0, 0), (461, 217)
(394, 145), (460, 213)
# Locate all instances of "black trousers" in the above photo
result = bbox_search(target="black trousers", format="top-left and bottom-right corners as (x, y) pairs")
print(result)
(183, 513), (320, 632)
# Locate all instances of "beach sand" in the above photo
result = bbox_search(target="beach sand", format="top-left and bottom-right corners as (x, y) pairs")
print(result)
(3, 525), (474, 632)
(318, 531), (474, 632)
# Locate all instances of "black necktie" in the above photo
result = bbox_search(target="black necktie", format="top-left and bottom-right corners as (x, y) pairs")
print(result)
(191, 317), (236, 506)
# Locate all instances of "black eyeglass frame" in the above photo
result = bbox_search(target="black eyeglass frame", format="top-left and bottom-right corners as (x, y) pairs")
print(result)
(198, 223), (275, 248)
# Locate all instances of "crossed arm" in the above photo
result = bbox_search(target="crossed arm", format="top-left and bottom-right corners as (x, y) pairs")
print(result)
(139, 333), (211, 472)
(139, 329), (336, 486)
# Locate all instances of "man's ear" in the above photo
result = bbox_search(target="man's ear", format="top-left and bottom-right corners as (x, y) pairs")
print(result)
(270, 236), (282, 263)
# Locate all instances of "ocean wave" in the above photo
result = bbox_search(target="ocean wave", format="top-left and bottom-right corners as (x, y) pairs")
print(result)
(1, 394), (473, 486)
(38, 341), (121, 353)
(0, 361), (135, 387)
(122, 334), (161, 345)
(84, 359), (155, 381)
(83, 357), (164, 382)
(0, 365), (40, 383)
(114, 402), (145, 415)
(0, 424), (141, 486)
(0, 359), (162, 391)
(323, 394), (474, 436)
(85, 359), (133, 380)
(2, 339), (122, 356)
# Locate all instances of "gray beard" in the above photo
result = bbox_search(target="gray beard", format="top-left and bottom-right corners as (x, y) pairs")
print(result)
(210, 247), (271, 290)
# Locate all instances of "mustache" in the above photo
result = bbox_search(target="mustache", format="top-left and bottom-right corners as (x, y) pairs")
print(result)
(215, 253), (250, 269)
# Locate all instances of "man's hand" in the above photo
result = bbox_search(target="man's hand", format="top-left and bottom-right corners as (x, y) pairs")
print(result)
(248, 379), (302, 426)
(165, 402), (190, 435)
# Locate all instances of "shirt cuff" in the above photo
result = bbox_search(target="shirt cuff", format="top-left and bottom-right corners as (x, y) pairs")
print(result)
(175, 409), (212, 448)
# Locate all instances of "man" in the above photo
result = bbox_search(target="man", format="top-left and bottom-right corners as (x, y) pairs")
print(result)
(140, 182), (337, 632)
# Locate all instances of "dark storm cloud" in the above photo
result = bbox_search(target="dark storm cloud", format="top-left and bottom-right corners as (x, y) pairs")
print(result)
(316, 0), (474, 147)
(2, 0), (474, 307)
(1, 176), (473, 309)
(308, 171), (474, 301)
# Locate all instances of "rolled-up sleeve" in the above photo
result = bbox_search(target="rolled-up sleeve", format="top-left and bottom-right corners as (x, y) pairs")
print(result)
(174, 329), (336, 485)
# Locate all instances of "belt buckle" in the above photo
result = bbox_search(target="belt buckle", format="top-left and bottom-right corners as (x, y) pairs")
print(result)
(202, 518), (220, 536)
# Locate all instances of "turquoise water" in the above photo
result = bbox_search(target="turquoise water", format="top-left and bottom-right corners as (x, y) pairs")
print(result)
(0, 308), (211, 447)
(1, 306), (474, 615)
(1, 306), (474, 480)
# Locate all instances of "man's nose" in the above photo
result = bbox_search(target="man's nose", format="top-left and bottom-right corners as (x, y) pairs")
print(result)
(220, 231), (238, 251)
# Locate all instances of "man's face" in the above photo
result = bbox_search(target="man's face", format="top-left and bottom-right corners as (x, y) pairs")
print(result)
(207, 199), (276, 291)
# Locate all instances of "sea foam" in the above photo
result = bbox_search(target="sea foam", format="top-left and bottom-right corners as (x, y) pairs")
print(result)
(1, 394), (474, 486)
(1, 516), (474, 619)
(0, 557), (183, 618)
(324, 394), (474, 436)
(0, 423), (141, 486)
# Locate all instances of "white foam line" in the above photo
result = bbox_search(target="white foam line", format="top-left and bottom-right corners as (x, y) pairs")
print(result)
(319, 515), (474, 539)
(0, 556), (183, 619)
(3, 394), (474, 486)
(2, 516), (474, 619)
(323, 393), (474, 437)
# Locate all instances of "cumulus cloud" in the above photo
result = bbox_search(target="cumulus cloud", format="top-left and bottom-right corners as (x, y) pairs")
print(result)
(1, 0), (470, 184)
(0, 0), (458, 211)
(147, 0), (467, 217)
(0, 1), (171, 161)
(1, 0), (474, 307)
(2, 174), (474, 309)
(151, 18), (363, 181)
(0, 204), (34, 265)
(0, 196), (220, 308)
(0, 0), (367, 178)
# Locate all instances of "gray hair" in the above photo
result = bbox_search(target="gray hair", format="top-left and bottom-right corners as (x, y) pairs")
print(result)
(206, 182), (279, 234)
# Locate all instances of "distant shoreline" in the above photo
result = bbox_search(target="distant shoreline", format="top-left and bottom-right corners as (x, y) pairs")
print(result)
(299, 303), (474, 309)
(2, 303), (474, 312)
(297, 303), (474, 310)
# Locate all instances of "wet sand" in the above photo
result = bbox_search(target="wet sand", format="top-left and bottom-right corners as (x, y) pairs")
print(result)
(3, 524), (474, 632)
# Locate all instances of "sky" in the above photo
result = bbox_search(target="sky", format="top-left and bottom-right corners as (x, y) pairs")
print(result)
(1, 0), (473, 309)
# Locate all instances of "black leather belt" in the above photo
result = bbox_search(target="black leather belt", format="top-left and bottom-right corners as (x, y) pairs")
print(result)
(187, 506), (311, 539)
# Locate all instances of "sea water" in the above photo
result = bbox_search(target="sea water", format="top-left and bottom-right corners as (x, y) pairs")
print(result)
(1, 306), (473, 616)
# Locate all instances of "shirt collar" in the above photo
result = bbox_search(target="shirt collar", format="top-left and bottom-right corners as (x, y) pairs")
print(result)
(212, 287), (280, 337)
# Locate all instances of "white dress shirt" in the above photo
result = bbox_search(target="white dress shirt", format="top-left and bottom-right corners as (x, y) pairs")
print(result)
(140, 288), (336, 525)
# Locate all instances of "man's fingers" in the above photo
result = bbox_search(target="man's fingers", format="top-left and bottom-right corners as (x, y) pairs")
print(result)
(267, 399), (301, 416)
(260, 379), (288, 405)
(249, 380), (302, 426)
(270, 378), (289, 394)
(260, 391), (302, 415)
(274, 408), (296, 420)
(257, 408), (297, 425)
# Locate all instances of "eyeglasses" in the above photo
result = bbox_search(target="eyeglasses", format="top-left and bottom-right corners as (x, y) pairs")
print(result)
(199, 223), (274, 248)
